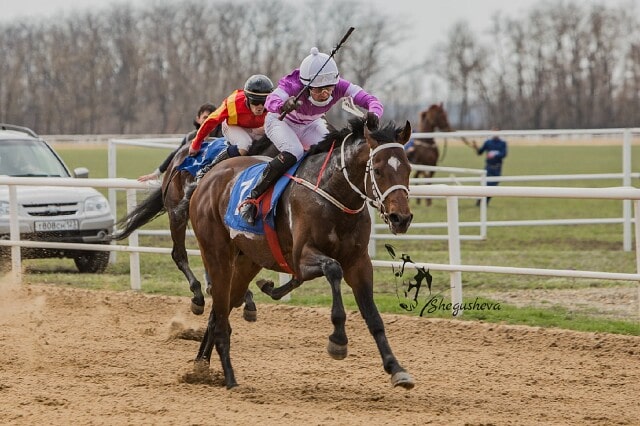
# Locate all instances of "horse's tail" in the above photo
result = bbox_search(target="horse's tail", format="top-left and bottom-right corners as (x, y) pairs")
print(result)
(175, 181), (198, 219)
(110, 186), (166, 240)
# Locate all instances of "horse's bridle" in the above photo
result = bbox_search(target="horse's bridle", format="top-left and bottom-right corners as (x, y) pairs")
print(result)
(339, 133), (410, 223)
(288, 132), (410, 222)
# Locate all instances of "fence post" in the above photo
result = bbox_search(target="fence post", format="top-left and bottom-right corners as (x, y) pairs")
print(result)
(623, 129), (632, 251)
(126, 189), (141, 291)
(479, 170), (488, 239)
(446, 196), (463, 316)
(108, 139), (118, 263)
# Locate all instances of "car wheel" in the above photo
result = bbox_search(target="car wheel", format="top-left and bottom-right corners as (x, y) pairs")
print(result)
(74, 248), (110, 273)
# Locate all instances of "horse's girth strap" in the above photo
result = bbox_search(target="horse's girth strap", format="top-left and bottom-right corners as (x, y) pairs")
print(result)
(261, 186), (294, 275)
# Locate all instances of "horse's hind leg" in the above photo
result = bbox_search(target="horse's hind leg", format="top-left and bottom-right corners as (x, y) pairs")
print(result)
(426, 171), (434, 206)
(413, 171), (424, 205)
(196, 308), (216, 362)
(168, 209), (205, 315)
(344, 260), (414, 389)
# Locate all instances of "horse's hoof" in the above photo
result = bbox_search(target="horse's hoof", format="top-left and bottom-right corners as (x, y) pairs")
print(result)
(191, 301), (205, 316)
(256, 279), (274, 294)
(243, 308), (257, 322)
(327, 340), (348, 360)
(391, 371), (415, 389)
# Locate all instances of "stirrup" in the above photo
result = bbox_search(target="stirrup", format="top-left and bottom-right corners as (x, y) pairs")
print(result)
(239, 199), (258, 225)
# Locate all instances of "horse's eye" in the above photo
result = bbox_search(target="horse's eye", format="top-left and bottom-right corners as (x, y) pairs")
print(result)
(373, 168), (382, 177)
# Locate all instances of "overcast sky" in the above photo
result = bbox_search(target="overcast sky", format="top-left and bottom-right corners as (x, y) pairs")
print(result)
(2, 0), (637, 104)
(4, 0), (636, 58)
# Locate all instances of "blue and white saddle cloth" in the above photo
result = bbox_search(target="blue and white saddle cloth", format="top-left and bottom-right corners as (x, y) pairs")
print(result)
(224, 161), (302, 235)
(176, 138), (227, 176)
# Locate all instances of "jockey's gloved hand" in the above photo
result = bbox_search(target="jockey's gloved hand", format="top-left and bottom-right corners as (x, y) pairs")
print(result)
(366, 112), (379, 129)
(281, 96), (300, 114)
(188, 146), (199, 156)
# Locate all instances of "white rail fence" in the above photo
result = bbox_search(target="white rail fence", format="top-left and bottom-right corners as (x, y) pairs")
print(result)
(3, 176), (640, 317)
(108, 128), (640, 254)
(2, 127), (638, 316)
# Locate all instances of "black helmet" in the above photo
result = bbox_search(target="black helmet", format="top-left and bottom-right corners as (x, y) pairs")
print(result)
(244, 74), (274, 104)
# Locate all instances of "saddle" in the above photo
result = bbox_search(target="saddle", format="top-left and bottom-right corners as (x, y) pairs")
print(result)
(176, 138), (227, 176)
(224, 161), (302, 234)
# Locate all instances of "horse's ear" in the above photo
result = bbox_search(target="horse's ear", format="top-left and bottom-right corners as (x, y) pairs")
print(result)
(399, 121), (412, 144)
(364, 124), (379, 149)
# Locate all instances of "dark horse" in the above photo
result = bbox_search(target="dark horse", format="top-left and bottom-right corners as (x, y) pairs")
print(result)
(111, 137), (277, 317)
(188, 117), (415, 389)
(407, 103), (453, 206)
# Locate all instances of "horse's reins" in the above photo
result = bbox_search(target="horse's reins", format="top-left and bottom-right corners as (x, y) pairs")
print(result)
(286, 132), (410, 224)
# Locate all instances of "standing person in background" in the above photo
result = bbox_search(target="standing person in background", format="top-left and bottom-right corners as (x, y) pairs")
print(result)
(473, 126), (508, 206)
(238, 47), (383, 225)
(137, 102), (220, 182)
(187, 74), (274, 177)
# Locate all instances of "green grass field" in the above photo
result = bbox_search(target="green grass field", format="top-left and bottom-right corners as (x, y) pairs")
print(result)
(19, 140), (640, 336)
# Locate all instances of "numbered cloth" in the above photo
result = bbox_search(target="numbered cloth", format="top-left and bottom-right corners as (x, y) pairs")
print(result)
(176, 138), (227, 176)
(224, 161), (302, 234)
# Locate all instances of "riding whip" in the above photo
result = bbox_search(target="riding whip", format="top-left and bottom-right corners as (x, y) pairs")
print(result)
(279, 27), (356, 121)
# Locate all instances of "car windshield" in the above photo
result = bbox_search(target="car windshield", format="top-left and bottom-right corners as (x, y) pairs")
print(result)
(0, 139), (70, 177)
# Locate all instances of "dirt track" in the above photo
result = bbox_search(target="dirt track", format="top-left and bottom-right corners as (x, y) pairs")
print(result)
(1, 281), (639, 425)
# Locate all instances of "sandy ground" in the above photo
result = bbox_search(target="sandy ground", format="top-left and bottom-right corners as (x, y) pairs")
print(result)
(1, 281), (639, 426)
(483, 286), (640, 321)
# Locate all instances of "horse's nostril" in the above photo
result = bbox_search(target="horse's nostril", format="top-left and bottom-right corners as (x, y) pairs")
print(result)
(389, 213), (412, 227)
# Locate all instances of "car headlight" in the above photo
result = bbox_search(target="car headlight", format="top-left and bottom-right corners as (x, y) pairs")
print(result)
(0, 200), (9, 216)
(84, 195), (111, 216)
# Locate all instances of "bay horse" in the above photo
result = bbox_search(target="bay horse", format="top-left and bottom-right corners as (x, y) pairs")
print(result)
(188, 117), (415, 389)
(111, 137), (277, 317)
(407, 103), (452, 206)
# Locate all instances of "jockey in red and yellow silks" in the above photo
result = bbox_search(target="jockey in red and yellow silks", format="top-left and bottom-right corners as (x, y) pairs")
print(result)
(189, 75), (274, 158)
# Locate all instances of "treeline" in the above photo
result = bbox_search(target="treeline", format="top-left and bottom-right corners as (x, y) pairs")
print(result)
(0, 0), (400, 134)
(438, 1), (640, 129)
(1, 0), (639, 133)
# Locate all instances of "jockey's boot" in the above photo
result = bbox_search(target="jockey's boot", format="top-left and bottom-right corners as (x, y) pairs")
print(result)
(195, 145), (240, 181)
(239, 151), (297, 225)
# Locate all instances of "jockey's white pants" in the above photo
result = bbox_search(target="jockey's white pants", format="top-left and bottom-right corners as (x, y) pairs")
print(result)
(265, 112), (329, 160)
(222, 122), (265, 152)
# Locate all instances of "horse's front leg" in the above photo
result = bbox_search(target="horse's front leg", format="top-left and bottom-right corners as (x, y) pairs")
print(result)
(255, 277), (304, 300)
(344, 258), (415, 389)
(168, 207), (205, 315)
(242, 289), (257, 322)
(298, 252), (348, 360)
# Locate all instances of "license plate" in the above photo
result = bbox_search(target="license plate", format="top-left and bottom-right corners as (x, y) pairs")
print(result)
(35, 219), (79, 232)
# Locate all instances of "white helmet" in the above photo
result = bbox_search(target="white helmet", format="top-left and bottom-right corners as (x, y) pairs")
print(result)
(299, 47), (339, 87)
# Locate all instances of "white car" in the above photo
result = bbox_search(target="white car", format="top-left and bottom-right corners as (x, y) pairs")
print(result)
(0, 124), (114, 273)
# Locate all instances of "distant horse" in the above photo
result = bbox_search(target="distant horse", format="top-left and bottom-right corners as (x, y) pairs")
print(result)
(407, 103), (453, 206)
(188, 117), (415, 389)
(111, 137), (277, 317)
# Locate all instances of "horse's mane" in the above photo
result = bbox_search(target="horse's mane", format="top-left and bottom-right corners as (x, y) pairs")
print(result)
(307, 117), (399, 155)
